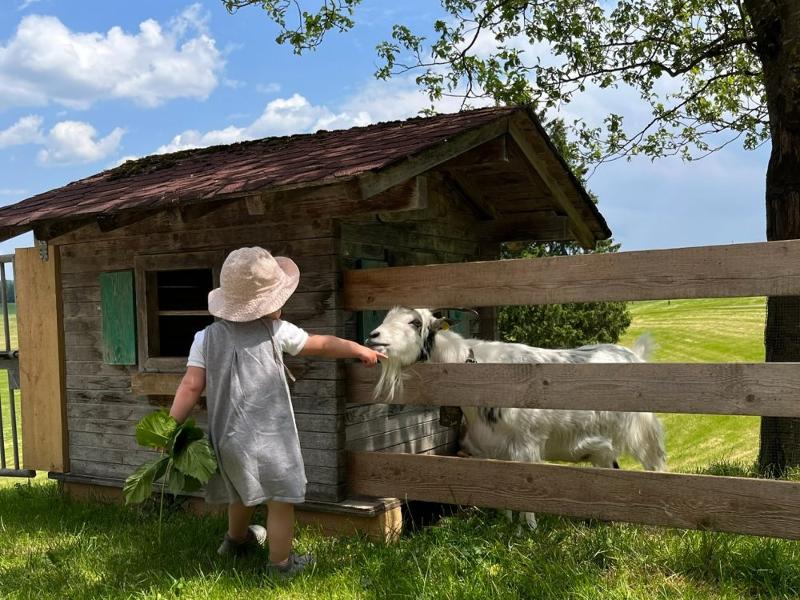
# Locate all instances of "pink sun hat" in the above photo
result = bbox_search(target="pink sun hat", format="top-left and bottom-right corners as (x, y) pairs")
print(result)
(207, 247), (300, 322)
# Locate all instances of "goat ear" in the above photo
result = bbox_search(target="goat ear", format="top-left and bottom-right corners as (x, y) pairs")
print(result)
(430, 317), (454, 332)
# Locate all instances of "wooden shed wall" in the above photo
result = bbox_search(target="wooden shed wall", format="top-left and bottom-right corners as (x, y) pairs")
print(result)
(55, 199), (348, 502)
(340, 173), (499, 456)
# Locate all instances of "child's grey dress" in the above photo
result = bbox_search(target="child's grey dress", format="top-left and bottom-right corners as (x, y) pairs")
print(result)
(202, 319), (307, 506)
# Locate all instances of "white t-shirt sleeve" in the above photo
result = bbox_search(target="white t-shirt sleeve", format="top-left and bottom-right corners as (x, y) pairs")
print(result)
(273, 319), (309, 356)
(186, 330), (206, 369)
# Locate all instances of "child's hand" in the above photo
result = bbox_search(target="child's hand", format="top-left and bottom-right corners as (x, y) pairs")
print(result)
(358, 346), (387, 366)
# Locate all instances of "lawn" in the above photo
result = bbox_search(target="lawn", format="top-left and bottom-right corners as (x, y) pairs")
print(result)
(618, 297), (765, 472)
(3, 296), (800, 600)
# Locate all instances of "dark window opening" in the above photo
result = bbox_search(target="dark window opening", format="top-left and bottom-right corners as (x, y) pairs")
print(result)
(149, 268), (214, 358)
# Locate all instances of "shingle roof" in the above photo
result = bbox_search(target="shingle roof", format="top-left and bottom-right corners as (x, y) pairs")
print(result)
(0, 106), (519, 232)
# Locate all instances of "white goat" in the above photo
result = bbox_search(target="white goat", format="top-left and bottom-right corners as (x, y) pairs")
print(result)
(366, 307), (667, 529)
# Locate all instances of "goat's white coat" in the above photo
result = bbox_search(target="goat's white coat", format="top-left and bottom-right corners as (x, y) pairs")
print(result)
(367, 307), (667, 528)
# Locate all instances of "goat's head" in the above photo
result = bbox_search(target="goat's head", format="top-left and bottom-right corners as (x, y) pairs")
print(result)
(365, 307), (451, 400)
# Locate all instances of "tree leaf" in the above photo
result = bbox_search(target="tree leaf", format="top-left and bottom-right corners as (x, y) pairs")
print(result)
(135, 410), (179, 449)
(173, 438), (218, 483)
(123, 455), (169, 505)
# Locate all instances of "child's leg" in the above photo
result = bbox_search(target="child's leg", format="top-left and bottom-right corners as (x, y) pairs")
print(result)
(266, 500), (295, 564)
(227, 501), (256, 540)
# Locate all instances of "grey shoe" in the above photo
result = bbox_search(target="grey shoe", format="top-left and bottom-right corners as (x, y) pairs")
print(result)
(216, 525), (267, 557)
(269, 552), (315, 577)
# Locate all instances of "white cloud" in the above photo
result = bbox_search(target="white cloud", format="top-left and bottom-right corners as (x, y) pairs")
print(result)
(156, 93), (369, 153)
(0, 5), (224, 110)
(37, 121), (125, 165)
(0, 115), (44, 148)
(256, 82), (282, 94)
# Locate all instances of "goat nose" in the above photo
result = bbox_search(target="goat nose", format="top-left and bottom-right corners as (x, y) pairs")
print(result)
(368, 331), (380, 339)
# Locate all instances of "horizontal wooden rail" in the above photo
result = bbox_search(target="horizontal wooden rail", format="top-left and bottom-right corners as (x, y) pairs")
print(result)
(349, 452), (800, 539)
(342, 239), (800, 310)
(346, 362), (800, 417)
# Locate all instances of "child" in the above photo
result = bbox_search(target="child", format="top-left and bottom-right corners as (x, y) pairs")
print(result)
(168, 246), (385, 576)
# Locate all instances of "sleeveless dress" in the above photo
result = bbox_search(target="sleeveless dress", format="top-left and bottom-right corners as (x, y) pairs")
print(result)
(202, 318), (307, 506)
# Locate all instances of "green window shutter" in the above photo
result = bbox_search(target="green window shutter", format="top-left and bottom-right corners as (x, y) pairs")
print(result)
(356, 259), (388, 344)
(100, 270), (137, 365)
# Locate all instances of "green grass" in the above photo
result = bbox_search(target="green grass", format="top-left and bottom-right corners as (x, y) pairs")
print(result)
(618, 298), (765, 473)
(2, 481), (800, 600)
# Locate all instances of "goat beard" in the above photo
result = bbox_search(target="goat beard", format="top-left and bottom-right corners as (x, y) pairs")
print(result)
(373, 357), (408, 403)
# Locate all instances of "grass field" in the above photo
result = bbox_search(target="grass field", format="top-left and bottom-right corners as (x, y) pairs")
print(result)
(619, 298), (765, 472)
(0, 303), (21, 475)
(4, 297), (800, 600)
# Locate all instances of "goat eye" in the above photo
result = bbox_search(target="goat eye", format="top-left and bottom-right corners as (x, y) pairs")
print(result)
(409, 319), (422, 329)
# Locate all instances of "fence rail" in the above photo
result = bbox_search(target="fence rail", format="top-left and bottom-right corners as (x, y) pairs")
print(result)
(349, 452), (800, 540)
(346, 362), (800, 417)
(343, 239), (800, 310)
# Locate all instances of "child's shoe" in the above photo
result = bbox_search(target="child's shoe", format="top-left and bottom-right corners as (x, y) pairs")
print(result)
(269, 552), (315, 577)
(216, 525), (267, 556)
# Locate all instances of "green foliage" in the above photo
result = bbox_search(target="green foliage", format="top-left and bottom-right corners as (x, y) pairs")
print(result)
(499, 240), (631, 347)
(124, 410), (217, 505)
(221, 0), (361, 53)
(227, 1), (768, 163)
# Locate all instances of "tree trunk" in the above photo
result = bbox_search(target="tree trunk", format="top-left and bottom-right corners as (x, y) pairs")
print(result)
(745, 0), (800, 475)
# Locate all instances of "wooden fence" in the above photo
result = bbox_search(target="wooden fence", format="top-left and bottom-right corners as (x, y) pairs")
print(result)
(342, 239), (800, 540)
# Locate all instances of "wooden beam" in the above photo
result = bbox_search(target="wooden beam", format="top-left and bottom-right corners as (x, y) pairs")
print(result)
(475, 213), (571, 242)
(17, 245), (68, 472)
(348, 452), (800, 539)
(439, 135), (510, 170)
(33, 219), (95, 241)
(447, 172), (498, 220)
(246, 178), (426, 220)
(343, 239), (800, 310)
(508, 113), (597, 249)
(358, 117), (510, 199)
(347, 362), (800, 417)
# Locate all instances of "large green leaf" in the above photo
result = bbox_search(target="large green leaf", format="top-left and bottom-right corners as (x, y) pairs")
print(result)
(170, 418), (205, 456)
(123, 455), (169, 505)
(173, 438), (218, 483)
(135, 410), (179, 449)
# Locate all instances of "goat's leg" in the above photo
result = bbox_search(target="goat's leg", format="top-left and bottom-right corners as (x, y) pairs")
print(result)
(506, 441), (543, 530)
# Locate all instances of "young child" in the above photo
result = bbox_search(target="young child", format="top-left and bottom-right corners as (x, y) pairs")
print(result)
(168, 246), (385, 576)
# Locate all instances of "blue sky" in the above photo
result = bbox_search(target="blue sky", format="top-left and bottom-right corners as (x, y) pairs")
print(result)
(0, 1), (769, 257)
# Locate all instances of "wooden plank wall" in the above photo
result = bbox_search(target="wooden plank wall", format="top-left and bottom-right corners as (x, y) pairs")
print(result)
(340, 174), (496, 456)
(54, 199), (347, 501)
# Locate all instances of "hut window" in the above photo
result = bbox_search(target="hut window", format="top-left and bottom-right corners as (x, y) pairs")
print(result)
(134, 251), (223, 372)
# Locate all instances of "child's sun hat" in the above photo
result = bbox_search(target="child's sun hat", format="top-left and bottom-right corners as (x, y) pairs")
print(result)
(208, 247), (300, 321)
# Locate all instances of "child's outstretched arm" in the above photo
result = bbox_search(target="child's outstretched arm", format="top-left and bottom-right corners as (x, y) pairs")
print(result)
(169, 366), (206, 423)
(299, 335), (386, 365)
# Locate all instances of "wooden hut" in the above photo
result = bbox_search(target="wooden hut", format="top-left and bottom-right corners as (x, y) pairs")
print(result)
(0, 106), (610, 537)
